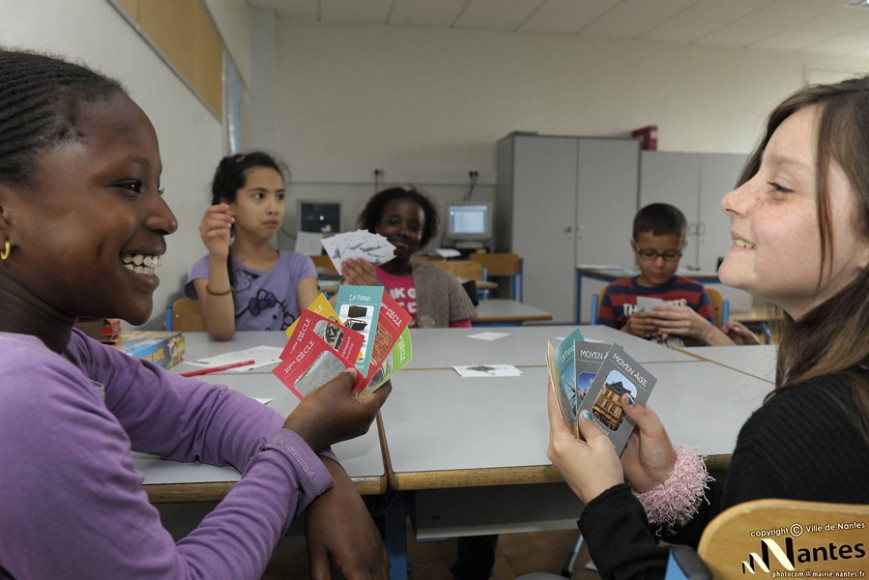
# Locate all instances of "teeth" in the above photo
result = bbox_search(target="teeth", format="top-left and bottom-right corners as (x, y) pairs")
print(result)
(121, 254), (161, 274)
(734, 239), (756, 249)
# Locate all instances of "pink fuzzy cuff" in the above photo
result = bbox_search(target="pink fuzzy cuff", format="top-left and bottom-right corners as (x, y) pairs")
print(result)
(632, 445), (712, 528)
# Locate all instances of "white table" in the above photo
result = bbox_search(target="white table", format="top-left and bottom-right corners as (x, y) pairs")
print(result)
(405, 324), (696, 369)
(137, 372), (386, 501)
(379, 361), (772, 578)
(681, 344), (778, 383)
(472, 299), (553, 325)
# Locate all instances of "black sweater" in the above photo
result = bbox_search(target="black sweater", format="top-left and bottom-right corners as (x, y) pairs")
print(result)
(578, 373), (869, 579)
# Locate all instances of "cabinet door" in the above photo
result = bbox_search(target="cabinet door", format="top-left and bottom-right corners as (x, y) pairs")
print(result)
(512, 136), (578, 322)
(639, 152), (701, 267)
(698, 154), (746, 271)
(575, 138), (639, 322)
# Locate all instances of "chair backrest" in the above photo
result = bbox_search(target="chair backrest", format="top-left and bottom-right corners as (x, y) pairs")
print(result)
(433, 259), (485, 281)
(468, 253), (521, 275)
(706, 287), (728, 327)
(697, 499), (869, 577)
(310, 254), (338, 275)
(469, 253), (523, 300)
(170, 297), (206, 332)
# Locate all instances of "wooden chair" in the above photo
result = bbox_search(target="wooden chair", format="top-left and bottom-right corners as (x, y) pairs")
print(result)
(695, 499), (869, 577)
(525, 499), (869, 580)
(433, 259), (485, 281)
(705, 287), (729, 327)
(310, 254), (338, 275)
(469, 252), (524, 301)
(167, 297), (205, 332)
(432, 259), (488, 301)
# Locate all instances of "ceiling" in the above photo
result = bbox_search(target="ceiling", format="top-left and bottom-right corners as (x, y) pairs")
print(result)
(248, 0), (869, 58)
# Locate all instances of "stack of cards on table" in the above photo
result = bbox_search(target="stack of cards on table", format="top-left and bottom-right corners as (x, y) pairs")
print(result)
(321, 229), (396, 273)
(546, 329), (656, 454)
(272, 288), (413, 399)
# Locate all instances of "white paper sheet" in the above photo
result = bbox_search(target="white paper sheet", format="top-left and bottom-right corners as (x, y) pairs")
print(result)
(190, 346), (284, 372)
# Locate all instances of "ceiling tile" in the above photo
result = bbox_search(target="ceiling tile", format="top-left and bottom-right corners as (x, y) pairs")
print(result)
(456, 0), (543, 31)
(389, 0), (468, 28)
(581, 11), (667, 38)
(695, 23), (781, 47)
(520, 0), (620, 34)
(640, 18), (726, 43)
(678, 0), (773, 22)
(249, 0), (318, 20)
(321, 0), (393, 24)
(798, 7), (869, 31)
(738, 1), (830, 27)
(800, 31), (869, 54)
(751, 27), (839, 51)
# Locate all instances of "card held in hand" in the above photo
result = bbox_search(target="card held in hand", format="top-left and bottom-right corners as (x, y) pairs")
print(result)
(576, 343), (656, 454)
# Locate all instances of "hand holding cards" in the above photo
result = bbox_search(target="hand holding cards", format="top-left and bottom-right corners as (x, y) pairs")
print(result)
(272, 289), (413, 400)
(321, 230), (396, 274)
(546, 331), (656, 454)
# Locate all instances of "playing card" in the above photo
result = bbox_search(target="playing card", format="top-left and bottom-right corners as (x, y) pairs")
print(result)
(321, 230), (396, 274)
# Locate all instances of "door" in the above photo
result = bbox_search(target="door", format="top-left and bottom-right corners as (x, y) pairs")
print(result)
(575, 138), (640, 323)
(639, 152), (702, 268)
(511, 136), (578, 322)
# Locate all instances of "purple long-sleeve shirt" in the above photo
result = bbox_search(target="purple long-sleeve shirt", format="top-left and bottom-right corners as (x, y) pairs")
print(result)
(0, 329), (333, 579)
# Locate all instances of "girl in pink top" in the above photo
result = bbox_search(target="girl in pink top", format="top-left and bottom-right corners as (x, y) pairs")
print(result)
(344, 187), (477, 328)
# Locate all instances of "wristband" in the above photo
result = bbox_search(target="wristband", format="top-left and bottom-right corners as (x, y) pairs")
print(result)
(632, 445), (712, 529)
(206, 284), (232, 296)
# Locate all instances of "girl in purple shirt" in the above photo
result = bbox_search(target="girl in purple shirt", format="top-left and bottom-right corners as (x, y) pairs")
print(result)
(0, 50), (389, 580)
(187, 152), (320, 341)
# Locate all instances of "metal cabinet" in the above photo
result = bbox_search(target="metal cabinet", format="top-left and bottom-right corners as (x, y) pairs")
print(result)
(496, 134), (640, 323)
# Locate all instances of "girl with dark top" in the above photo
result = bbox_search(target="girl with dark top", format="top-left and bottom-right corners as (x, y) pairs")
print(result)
(547, 76), (869, 578)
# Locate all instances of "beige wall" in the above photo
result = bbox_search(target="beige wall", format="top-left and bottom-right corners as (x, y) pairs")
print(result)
(261, 19), (867, 249)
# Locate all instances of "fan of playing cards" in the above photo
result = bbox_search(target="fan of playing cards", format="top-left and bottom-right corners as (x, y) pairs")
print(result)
(321, 230), (396, 274)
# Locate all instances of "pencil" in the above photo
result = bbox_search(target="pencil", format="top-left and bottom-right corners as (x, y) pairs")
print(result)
(179, 359), (256, 377)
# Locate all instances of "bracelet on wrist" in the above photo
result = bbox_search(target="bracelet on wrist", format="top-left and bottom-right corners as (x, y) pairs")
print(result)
(206, 284), (232, 296)
(633, 445), (712, 529)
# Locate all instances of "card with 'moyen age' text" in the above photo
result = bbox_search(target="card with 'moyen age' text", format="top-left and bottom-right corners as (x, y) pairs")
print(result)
(576, 343), (656, 454)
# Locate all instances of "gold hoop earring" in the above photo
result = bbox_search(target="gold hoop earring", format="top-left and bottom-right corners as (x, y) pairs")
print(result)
(1, 240), (10, 261)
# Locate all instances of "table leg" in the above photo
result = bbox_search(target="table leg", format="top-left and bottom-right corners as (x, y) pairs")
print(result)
(385, 491), (409, 580)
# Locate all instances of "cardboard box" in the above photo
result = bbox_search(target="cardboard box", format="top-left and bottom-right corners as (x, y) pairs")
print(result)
(114, 331), (185, 369)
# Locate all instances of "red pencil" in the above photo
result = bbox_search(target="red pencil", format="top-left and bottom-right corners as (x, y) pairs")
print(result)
(179, 359), (256, 377)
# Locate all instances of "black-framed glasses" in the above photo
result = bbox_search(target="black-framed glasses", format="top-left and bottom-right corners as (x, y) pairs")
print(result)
(634, 244), (682, 262)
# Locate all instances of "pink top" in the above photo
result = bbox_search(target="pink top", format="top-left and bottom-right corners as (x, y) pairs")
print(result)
(376, 267), (471, 328)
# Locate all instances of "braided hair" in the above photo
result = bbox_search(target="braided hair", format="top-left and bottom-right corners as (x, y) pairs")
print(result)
(0, 49), (123, 186)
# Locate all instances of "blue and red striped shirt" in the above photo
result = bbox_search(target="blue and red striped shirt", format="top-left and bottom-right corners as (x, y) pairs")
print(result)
(598, 276), (715, 333)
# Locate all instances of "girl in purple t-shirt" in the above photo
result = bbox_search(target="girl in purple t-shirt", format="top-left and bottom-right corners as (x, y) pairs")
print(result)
(186, 152), (319, 340)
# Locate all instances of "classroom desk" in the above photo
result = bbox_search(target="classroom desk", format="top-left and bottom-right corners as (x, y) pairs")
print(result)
(405, 324), (696, 369)
(472, 299), (553, 326)
(682, 344), (778, 383)
(379, 361), (772, 579)
(575, 266), (720, 325)
(137, 373), (387, 502)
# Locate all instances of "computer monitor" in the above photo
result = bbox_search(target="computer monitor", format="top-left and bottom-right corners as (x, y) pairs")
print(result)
(446, 202), (492, 248)
(298, 200), (341, 234)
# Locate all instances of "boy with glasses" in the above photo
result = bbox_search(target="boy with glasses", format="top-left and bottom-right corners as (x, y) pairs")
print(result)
(597, 203), (738, 348)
